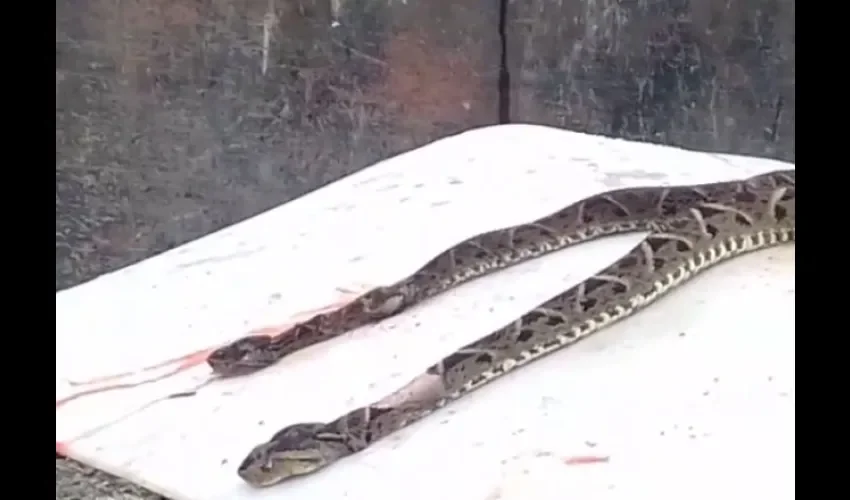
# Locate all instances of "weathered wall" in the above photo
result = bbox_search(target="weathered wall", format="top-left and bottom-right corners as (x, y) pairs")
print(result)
(56, 0), (500, 290)
(508, 0), (794, 157)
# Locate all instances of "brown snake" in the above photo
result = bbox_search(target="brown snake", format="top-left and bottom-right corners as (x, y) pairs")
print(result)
(208, 179), (741, 375)
(216, 169), (795, 487)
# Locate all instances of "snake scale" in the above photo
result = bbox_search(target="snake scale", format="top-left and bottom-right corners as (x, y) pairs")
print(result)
(211, 169), (795, 487)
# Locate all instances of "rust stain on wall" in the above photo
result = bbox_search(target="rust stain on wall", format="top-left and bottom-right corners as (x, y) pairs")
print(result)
(368, 27), (491, 135)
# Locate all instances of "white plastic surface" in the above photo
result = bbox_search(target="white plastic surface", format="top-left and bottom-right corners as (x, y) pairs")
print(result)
(56, 125), (794, 500)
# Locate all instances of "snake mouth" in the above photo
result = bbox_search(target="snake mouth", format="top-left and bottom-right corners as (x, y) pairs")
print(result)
(205, 354), (244, 376)
(238, 460), (326, 487)
(207, 358), (260, 377)
(238, 471), (285, 489)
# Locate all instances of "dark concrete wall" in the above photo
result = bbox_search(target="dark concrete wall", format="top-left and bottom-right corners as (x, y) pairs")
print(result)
(57, 0), (501, 289)
(508, 0), (794, 157)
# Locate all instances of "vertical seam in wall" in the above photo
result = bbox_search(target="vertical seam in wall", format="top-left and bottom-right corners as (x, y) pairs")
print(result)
(497, 0), (511, 123)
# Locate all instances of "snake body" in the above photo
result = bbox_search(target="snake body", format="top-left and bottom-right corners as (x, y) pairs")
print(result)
(224, 169), (795, 487)
(209, 181), (731, 375)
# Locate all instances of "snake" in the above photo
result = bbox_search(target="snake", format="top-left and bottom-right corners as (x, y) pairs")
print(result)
(215, 169), (795, 487)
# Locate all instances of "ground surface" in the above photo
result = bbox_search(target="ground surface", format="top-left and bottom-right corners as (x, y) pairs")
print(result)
(56, 0), (794, 498)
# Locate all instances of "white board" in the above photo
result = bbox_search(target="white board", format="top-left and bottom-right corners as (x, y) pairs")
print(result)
(56, 124), (794, 500)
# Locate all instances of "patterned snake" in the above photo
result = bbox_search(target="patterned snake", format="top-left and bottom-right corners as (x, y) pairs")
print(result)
(209, 169), (795, 487)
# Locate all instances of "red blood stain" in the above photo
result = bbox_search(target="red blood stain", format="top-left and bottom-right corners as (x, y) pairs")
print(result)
(57, 295), (358, 407)
(563, 455), (610, 465)
(56, 441), (70, 456)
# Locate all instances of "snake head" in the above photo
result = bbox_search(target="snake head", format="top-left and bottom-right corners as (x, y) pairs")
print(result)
(206, 335), (276, 377)
(237, 423), (349, 487)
